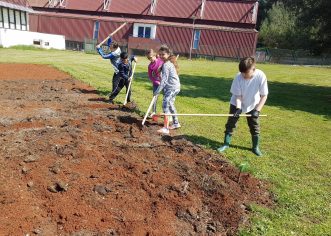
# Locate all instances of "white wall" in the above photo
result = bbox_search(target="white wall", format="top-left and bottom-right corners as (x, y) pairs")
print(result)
(0, 28), (65, 50)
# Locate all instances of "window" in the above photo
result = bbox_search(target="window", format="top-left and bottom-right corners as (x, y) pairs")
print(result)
(9, 9), (15, 29)
(93, 21), (100, 40)
(21, 11), (27, 31)
(137, 26), (151, 38)
(193, 29), (201, 50)
(138, 26), (144, 37)
(0, 8), (27, 31)
(144, 27), (151, 38)
(133, 23), (156, 39)
(33, 40), (41, 45)
(15, 10), (21, 30)
(2, 8), (9, 28)
(0, 7), (3, 28)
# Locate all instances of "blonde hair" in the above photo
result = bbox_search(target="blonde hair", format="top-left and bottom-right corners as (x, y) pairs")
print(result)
(146, 49), (157, 57)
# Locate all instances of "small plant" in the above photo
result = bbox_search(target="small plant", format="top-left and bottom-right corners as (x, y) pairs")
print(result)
(204, 143), (211, 149)
(238, 162), (249, 183)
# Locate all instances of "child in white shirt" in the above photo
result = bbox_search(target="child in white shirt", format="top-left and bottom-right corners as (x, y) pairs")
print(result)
(217, 57), (268, 156)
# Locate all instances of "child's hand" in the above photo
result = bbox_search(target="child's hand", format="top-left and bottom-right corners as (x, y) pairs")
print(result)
(233, 108), (242, 118)
(251, 109), (260, 118)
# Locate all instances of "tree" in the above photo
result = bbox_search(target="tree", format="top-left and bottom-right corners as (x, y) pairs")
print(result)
(256, 0), (278, 30)
(258, 0), (331, 54)
(259, 2), (298, 49)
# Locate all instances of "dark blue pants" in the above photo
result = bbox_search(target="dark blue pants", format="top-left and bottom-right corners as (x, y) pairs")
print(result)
(109, 74), (131, 102)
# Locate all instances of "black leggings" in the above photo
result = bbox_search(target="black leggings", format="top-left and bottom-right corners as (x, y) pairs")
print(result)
(225, 104), (260, 135)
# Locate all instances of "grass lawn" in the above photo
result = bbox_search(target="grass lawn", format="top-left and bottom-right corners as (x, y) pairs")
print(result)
(1, 48), (330, 235)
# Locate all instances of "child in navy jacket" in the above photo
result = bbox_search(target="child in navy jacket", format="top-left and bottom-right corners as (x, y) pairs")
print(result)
(108, 52), (137, 103)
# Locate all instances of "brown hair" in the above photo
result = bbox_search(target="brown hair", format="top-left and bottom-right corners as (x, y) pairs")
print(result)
(112, 42), (119, 49)
(239, 57), (256, 73)
(159, 45), (179, 74)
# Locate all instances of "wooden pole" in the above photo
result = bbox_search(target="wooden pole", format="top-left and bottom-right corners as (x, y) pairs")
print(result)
(142, 96), (157, 125)
(97, 22), (127, 48)
(123, 62), (137, 105)
(155, 113), (267, 117)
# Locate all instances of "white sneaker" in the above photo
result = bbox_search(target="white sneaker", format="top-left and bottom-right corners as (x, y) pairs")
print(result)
(157, 127), (169, 134)
(169, 123), (181, 130)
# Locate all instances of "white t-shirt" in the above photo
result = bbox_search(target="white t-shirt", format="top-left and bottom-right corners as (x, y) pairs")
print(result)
(230, 69), (268, 113)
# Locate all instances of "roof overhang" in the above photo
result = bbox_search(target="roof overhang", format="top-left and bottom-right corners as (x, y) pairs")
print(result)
(0, 1), (34, 12)
(31, 10), (258, 33)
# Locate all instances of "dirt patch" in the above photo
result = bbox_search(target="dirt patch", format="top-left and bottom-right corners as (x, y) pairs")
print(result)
(0, 63), (71, 80)
(0, 64), (273, 236)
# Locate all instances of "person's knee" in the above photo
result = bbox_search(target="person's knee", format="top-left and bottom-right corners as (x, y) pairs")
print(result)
(249, 126), (260, 135)
(169, 103), (176, 111)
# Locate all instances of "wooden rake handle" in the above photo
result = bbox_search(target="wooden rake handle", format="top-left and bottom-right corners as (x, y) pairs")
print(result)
(97, 22), (127, 48)
(155, 113), (267, 117)
(142, 96), (157, 126)
(123, 61), (137, 105)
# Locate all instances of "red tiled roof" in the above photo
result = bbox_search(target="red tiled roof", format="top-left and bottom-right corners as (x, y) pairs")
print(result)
(27, 0), (258, 24)
(31, 11), (257, 33)
(204, 0), (257, 23)
(108, 0), (151, 15)
(154, 0), (202, 19)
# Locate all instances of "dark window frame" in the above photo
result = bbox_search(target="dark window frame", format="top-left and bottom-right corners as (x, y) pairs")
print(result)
(0, 7), (4, 28)
(138, 26), (144, 38)
(0, 8), (28, 31)
(21, 11), (27, 31)
(14, 10), (21, 30)
(137, 26), (152, 39)
(144, 27), (151, 38)
(6, 8), (10, 29)
(9, 8), (15, 29)
(19, 9), (22, 30)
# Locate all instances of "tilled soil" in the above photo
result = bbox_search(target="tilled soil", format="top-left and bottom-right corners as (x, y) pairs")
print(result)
(0, 64), (272, 236)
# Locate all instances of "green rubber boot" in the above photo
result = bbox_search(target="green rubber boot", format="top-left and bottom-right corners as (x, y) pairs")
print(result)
(252, 135), (262, 156)
(217, 133), (232, 153)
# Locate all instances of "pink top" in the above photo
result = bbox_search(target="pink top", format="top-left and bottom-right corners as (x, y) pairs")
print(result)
(148, 58), (163, 86)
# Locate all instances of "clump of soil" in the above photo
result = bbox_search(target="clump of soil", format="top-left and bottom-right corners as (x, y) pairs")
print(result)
(0, 64), (272, 236)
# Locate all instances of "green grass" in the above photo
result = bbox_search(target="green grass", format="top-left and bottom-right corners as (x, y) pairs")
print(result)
(1, 48), (330, 235)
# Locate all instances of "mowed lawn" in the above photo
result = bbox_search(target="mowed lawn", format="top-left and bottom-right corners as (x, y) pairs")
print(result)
(1, 48), (330, 235)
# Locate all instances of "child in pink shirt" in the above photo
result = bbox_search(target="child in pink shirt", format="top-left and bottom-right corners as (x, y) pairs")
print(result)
(146, 49), (164, 115)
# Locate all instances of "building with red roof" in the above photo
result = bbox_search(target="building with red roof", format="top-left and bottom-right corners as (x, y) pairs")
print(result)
(1, 0), (259, 58)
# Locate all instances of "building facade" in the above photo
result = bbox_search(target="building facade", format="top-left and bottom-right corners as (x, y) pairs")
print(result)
(6, 0), (260, 58)
(0, 0), (65, 49)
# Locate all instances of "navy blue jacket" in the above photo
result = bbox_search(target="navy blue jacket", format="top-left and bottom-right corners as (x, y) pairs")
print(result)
(118, 57), (135, 80)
